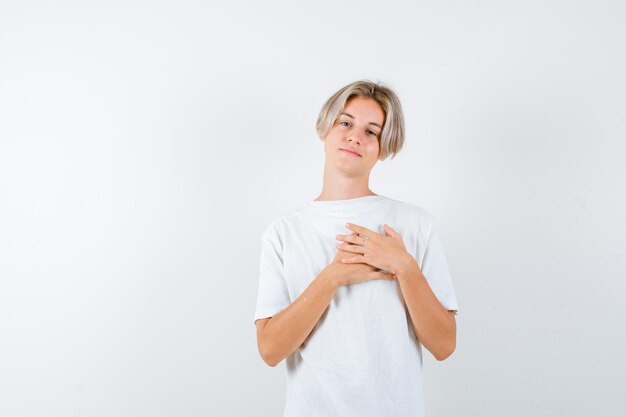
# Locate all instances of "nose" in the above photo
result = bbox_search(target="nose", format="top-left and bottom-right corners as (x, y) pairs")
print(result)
(348, 135), (362, 145)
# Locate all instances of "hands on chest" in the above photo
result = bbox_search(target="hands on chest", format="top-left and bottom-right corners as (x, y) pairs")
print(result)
(325, 222), (416, 287)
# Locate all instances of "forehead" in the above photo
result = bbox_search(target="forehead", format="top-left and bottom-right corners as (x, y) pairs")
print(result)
(341, 96), (385, 125)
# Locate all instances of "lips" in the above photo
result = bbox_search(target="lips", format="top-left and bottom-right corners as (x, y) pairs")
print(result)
(340, 148), (361, 157)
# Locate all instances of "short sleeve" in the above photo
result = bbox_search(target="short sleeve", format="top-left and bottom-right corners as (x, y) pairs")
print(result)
(420, 218), (459, 314)
(253, 222), (291, 325)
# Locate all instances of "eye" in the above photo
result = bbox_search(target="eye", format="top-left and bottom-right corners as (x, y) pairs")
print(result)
(340, 121), (350, 127)
(368, 130), (378, 136)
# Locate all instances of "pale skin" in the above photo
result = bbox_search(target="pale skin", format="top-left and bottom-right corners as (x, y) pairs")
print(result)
(256, 95), (457, 366)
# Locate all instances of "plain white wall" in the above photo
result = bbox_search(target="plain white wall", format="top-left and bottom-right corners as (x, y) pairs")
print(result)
(1, 0), (625, 416)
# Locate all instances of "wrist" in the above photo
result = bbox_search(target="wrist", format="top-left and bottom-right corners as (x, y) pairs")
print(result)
(321, 265), (344, 289)
(392, 254), (420, 278)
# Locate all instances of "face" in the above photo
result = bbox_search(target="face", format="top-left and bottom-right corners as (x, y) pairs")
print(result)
(321, 96), (385, 176)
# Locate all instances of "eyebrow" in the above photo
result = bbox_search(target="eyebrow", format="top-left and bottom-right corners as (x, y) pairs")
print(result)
(340, 113), (382, 129)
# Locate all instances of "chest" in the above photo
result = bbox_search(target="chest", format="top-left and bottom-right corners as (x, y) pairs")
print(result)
(281, 214), (421, 321)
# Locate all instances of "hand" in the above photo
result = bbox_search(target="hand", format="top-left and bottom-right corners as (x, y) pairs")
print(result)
(325, 232), (396, 286)
(335, 223), (413, 276)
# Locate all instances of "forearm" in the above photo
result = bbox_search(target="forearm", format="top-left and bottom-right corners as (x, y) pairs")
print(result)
(260, 268), (340, 366)
(393, 255), (456, 361)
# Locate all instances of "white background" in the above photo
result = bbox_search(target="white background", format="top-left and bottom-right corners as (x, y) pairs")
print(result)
(1, 1), (625, 416)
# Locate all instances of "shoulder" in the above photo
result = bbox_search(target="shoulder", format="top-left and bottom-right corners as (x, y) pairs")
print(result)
(261, 211), (302, 238)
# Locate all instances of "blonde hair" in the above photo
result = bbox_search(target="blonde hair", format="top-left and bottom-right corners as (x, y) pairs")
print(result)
(316, 79), (405, 161)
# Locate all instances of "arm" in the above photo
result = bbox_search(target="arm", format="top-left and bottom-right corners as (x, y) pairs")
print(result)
(255, 268), (340, 367)
(393, 255), (457, 361)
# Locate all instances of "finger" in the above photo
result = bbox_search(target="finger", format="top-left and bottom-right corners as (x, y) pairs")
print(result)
(337, 243), (368, 254)
(372, 271), (396, 281)
(335, 232), (359, 243)
(345, 222), (378, 240)
(341, 255), (364, 263)
(383, 224), (398, 237)
(340, 234), (369, 246)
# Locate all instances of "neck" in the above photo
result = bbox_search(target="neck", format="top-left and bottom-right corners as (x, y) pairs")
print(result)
(314, 165), (376, 201)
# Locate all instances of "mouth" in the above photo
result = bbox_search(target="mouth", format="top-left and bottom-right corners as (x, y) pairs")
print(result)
(340, 148), (361, 157)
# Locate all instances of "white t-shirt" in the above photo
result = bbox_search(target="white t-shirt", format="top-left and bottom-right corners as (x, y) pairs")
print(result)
(254, 194), (459, 417)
